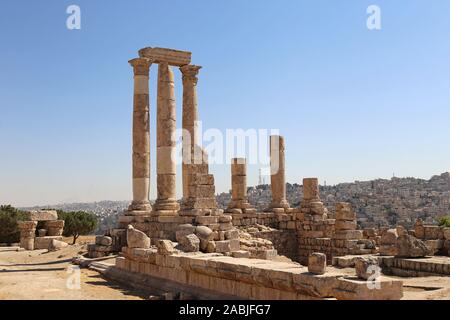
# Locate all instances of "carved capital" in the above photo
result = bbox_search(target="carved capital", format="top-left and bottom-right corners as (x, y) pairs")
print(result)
(129, 58), (152, 76)
(180, 65), (202, 85)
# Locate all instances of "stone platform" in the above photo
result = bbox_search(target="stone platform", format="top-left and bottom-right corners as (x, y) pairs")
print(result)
(381, 256), (450, 277)
(112, 249), (403, 300)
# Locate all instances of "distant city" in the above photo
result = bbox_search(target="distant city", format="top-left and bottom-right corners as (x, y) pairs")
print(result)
(22, 172), (449, 233)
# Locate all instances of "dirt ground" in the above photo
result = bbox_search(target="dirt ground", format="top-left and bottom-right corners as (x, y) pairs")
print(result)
(1, 241), (450, 300)
(0, 242), (147, 300)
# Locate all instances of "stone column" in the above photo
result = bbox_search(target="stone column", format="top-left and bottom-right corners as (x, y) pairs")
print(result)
(128, 58), (152, 213)
(268, 135), (290, 210)
(154, 62), (180, 213)
(303, 178), (320, 202)
(180, 64), (202, 200)
(17, 221), (37, 250)
(226, 158), (254, 213)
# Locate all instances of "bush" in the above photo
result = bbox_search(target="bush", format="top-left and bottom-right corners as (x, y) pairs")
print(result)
(438, 216), (450, 228)
(0, 205), (27, 244)
(57, 210), (98, 244)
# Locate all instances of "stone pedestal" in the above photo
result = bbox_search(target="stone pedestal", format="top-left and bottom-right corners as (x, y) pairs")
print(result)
(17, 221), (37, 250)
(226, 158), (255, 214)
(267, 135), (290, 211)
(128, 58), (152, 214)
(153, 62), (180, 214)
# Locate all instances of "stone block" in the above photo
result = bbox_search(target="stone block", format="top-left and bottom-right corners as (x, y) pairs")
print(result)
(355, 256), (380, 280)
(231, 250), (251, 258)
(195, 215), (218, 225)
(48, 239), (68, 251)
(138, 47), (192, 67)
(335, 220), (357, 230)
(396, 235), (429, 258)
(178, 234), (200, 252)
(381, 229), (398, 245)
(26, 210), (58, 221)
(34, 236), (63, 250)
(379, 245), (398, 256)
(96, 236), (113, 246)
(127, 225), (150, 249)
(308, 252), (326, 275)
(333, 230), (363, 240)
(195, 225), (214, 241)
(157, 239), (176, 255)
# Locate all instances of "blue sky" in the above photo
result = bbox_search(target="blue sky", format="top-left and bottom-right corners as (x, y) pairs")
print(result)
(1, 0), (449, 206)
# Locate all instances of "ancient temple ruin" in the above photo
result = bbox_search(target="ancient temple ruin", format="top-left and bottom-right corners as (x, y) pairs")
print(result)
(84, 46), (450, 300)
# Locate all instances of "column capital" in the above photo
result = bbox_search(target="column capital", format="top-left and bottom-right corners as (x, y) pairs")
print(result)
(180, 65), (202, 84)
(129, 58), (152, 76)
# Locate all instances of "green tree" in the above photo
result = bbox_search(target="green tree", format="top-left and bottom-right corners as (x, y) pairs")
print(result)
(58, 210), (98, 244)
(438, 216), (450, 228)
(0, 205), (27, 243)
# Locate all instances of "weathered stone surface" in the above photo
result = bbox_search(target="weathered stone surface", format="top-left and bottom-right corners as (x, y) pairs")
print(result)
(443, 228), (450, 240)
(96, 236), (113, 246)
(308, 252), (326, 275)
(157, 239), (176, 255)
(139, 47), (191, 66)
(178, 234), (200, 252)
(381, 229), (398, 245)
(303, 178), (320, 201)
(379, 245), (398, 256)
(127, 225), (150, 249)
(231, 250), (251, 258)
(26, 210), (58, 221)
(395, 235), (429, 258)
(195, 226), (214, 241)
(48, 239), (68, 251)
(396, 226), (408, 237)
(35, 236), (63, 250)
(335, 220), (357, 230)
(333, 230), (363, 240)
(355, 256), (380, 280)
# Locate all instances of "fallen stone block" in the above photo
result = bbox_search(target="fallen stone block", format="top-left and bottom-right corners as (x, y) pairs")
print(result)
(126, 225), (150, 249)
(308, 252), (326, 275)
(96, 236), (113, 246)
(396, 235), (429, 258)
(355, 256), (380, 280)
(48, 239), (68, 251)
(157, 239), (176, 255)
(178, 234), (200, 252)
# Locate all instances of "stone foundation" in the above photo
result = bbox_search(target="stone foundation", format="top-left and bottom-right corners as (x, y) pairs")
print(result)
(112, 248), (403, 300)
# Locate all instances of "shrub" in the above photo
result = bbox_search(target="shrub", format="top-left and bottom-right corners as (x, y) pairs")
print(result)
(0, 205), (27, 244)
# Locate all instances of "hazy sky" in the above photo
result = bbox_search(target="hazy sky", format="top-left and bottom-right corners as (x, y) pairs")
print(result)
(1, 0), (449, 207)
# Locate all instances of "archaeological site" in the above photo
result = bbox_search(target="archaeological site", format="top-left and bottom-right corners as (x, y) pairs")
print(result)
(28, 46), (447, 301)
(1, 3), (450, 309)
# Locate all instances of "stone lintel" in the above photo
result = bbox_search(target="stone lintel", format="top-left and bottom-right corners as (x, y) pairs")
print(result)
(139, 47), (191, 67)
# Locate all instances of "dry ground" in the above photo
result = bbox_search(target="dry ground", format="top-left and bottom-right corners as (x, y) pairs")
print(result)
(0, 241), (147, 300)
(1, 240), (450, 300)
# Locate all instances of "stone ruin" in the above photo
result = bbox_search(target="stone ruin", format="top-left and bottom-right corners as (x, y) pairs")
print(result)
(17, 210), (66, 251)
(83, 46), (450, 300)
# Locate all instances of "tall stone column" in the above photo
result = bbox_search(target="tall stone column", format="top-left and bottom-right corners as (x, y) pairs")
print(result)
(154, 62), (180, 213)
(128, 58), (152, 213)
(180, 65), (202, 200)
(268, 135), (290, 210)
